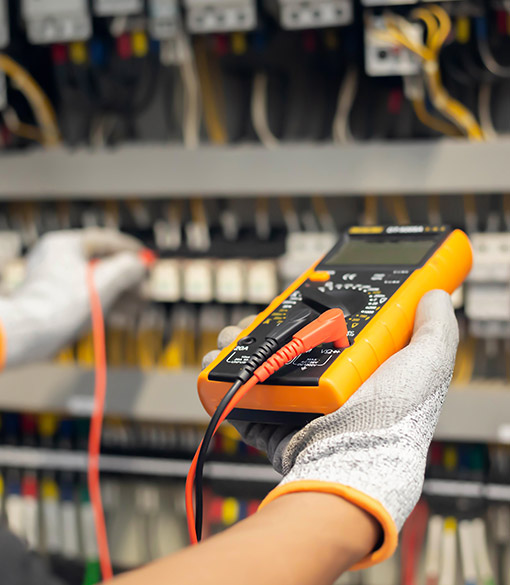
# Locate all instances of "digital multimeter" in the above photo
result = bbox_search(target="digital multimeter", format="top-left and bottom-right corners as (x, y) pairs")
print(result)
(198, 226), (472, 424)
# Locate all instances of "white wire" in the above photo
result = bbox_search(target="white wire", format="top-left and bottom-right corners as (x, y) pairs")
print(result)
(439, 518), (457, 585)
(251, 72), (279, 149)
(478, 83), (497, 140)
(179, 33), (201, 149)
(109, 16), (129, 37)
(472, 518), (496, 584)
(459, 520), (477, 585)
(425, 515), (443, 582)
(332, 67), (358, 144)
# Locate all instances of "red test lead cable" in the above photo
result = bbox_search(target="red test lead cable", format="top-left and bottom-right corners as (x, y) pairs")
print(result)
(186, 308), (349, 544)
(86, 250), (156, 581)
(86, 261), (113, 581)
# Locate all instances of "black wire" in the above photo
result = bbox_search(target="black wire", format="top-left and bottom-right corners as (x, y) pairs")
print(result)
(194, 379), (243, 540)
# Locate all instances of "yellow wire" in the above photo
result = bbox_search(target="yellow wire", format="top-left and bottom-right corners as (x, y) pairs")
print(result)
(194, 38), (228, 145)
(311, 196), (329, 219)
(0, 54), (60, 146)
(363, 196), (378, 226)
(505, 341), (510, 382)
(383, 7), (484, 141)
(412, 99), (460, 136)
(425, 66), (484, 140)
(454, 337), (476, 385)
(463, 193), (477, 217)
(427, 194), (442, 224)
(191, 198), (207, 226)
(410, 8), (440, 48)
(427, 4), (453, 53)
(503, 194), (510, 227)
(390, 196), (410, 225)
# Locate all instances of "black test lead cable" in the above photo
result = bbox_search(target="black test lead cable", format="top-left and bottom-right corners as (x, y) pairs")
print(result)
(193, 307), (316, 540)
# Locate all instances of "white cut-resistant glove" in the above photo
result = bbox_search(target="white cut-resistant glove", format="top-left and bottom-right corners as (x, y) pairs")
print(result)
(202, 290), (459, 569)
(0, 229), (146, 366)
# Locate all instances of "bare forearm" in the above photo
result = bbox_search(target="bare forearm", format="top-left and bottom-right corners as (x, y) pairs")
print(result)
(112, 493), (379, 585)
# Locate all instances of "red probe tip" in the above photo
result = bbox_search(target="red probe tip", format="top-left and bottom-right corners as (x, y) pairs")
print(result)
(138, 248), (157, 267)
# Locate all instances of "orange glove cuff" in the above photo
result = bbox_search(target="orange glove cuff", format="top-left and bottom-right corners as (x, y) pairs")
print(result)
(259, 480), (398, 571)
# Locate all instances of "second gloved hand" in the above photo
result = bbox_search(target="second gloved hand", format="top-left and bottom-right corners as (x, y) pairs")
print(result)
(202, 290), (458, 569)
(0, 228), (146, 366)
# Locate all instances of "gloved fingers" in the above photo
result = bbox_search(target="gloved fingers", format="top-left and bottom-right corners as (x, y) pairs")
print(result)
(237, 314), (257, 329)
(377, 289), (458, 372)
(411, 289), (458, 346)
(26, 230), (81, 270)
(93, 252), (146, 309)
(81, 228), (143, 257)
(218, 325), (243, 350)
(231, 420), (298, 474)
(26, 229), (143, 273)
(340, 290), (458, 415)
(202, 349), (220, 370)
(216, 315), (257, 350)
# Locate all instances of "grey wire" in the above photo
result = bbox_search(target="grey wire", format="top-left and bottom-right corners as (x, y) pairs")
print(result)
(477, 34), (510, 78)
(332, 67), (359, 144)
(478, 83), (497, 139)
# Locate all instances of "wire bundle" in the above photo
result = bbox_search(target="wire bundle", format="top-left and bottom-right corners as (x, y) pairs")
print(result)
(378, 5), (484, 141)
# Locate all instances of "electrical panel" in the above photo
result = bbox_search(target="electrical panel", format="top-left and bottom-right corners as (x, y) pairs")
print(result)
(93, 0), (144, 16)
(276, 0), (353, 30)
(364, 14), (422, 77)
(183, 0), (256, 33)
(22, 0), (91, 44)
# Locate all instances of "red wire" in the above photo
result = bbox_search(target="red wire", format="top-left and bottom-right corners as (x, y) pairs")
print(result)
(402, 500), (429, 585)
(185, 376), (258, 544)
(86, 262), (113, 581)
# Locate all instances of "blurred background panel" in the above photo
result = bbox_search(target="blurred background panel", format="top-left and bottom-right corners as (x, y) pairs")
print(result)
(0, 1), (510, 584)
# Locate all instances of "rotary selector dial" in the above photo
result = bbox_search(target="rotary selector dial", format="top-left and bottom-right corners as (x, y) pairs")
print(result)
(301, 279), (387, 319)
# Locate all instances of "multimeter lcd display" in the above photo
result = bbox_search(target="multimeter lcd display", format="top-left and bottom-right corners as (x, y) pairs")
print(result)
(325, 238), (437, 266)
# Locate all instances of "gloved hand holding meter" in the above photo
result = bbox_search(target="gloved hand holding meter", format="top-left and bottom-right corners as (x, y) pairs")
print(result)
(0, 224), (472, 585)
(197, 225), (472, 568)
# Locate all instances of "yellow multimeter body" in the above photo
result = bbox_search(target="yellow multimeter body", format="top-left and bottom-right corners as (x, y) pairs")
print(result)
(198, 226), (473, 424)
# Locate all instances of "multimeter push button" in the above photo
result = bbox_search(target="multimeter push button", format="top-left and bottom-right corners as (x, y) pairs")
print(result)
(309, 271), (330, 282)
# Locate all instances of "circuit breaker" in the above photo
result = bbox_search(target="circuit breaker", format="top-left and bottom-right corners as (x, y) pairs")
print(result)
(465, 233), (510, 338)
(22, 0), (91, 44)
(275, 0), (352, 30)
(149, 0), (181, 39)
(183, 0), (256, 33)
(364, 14), (422, 77)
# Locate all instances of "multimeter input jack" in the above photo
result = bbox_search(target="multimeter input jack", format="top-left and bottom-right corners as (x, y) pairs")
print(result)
(236, 307), (316, 383)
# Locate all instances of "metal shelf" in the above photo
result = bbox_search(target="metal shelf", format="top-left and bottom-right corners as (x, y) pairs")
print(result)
(435, 383), (510, 443)
(0, 446), (280, 483)
(0, 364), (208, 424)
(1, 140), (510, 198)
(0, 364), (509, 442)
(0, 445), (508, 500)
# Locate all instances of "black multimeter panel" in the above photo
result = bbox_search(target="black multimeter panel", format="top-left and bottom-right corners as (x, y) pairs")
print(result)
(210, 226), (450, 387)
